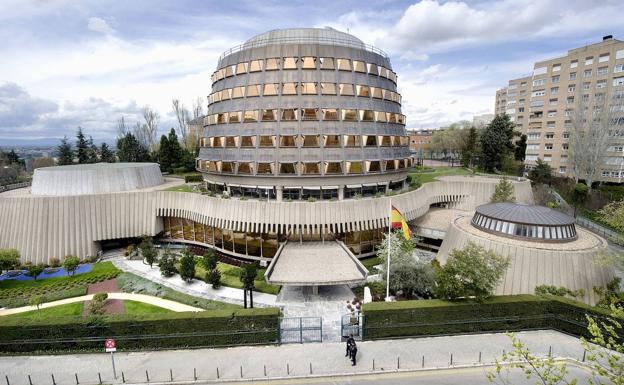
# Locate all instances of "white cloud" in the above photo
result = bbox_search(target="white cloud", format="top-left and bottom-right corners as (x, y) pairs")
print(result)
(87, 17), (115, 35)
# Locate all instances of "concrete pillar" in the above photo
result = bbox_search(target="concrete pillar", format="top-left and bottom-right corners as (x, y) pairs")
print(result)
(277, 186), (283, 201)
(338, 186), (344, 200)
(312, 285), (319, 295)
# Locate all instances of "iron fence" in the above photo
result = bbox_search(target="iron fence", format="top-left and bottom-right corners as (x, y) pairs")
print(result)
(278, 317), (322, 344)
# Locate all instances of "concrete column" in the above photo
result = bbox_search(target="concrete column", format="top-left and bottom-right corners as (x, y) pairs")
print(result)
(277, 186), (283, 201)
(312, 285), (319, 295)
(338, 186), (344, 200)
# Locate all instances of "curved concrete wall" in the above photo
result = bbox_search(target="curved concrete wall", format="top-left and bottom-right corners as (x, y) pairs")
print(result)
(31, 163), (164, 196)
(437, 216), (613, 304)
(0, 176), (532, 264)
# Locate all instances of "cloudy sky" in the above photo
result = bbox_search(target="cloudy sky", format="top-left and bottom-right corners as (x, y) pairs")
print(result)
(1, 0), (623, 145)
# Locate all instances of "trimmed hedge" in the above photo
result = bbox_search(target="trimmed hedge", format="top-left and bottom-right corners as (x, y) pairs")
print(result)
(0, 307), (280, 354)
(184, 174), (203, 183)
(362, 295), (619, 340)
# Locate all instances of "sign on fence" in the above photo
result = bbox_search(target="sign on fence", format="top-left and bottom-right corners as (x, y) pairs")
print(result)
(105, 339), (116, 352)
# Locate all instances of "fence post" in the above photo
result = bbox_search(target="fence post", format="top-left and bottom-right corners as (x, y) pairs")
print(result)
(51, 374), (56, 385)
(422, 355), (425, 368)
(98, 373), (102, 385)
(193, 368), (197, 381)
(548, 346), (552, 357)
(75, 373), (79, 385)
(373, 359), (375, 371)
(299, 318), (303, 343)
(397, 356), (400, 369)
(145, 370), (149, 383)
(170, 369), (173, 382)
(287, 363), (290, 375)
(28, 375), (33, 385)
(264, 365), (267, 377)
(121, 372), (125, 383)
(240, 366), (243, 378)
(582, 350), (586, 362)
(479, 351), (482, 363)
(309, 363), (312, 375)
(5, 375), (8, 385)
(450, 353), (453, 366)
(216, 368), (220, 379)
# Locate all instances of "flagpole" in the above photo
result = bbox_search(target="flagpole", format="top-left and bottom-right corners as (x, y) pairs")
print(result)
(386, 198), (391, 301)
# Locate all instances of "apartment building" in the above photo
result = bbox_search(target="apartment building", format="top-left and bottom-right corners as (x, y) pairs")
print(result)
(496, 35), (624, 182)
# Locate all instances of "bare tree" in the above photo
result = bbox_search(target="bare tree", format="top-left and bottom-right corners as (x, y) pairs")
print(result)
(192, 97), (204, 120)
(133, 122), (149, 149)
(142, 106), (160, 151)
(116, 116), (129, 138)
(172, 98), (190, 144)
(569, 88), (624, 188)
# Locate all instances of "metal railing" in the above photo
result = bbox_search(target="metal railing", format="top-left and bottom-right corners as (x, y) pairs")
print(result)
(219, 36), (389, 62)
(0, 181), (30, 193)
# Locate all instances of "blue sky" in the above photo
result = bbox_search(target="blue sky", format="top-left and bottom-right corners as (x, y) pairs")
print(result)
(1, 0), (623, 145)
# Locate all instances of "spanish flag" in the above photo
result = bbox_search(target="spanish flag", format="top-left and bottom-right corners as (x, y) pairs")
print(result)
(391, 205), (412, 240)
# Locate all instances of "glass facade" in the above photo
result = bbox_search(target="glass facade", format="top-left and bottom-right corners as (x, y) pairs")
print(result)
(470, 212), (577, 242)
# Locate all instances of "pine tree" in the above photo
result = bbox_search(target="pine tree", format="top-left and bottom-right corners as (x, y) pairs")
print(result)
(116, 132), (150, 162)
(158, 134), (171, 172)
(6, 150), (19, 164)
(490, 178), (516, 203)
(87, 136), (99, 163)
(480, 114), (516, 172)
(461, 126), (478, 167)
(514, 134), (527, 162)
(57, 136), (74, 165)
(167, 128), (183, 170)
(75, 127), (89, 164)
(100, 143), (115, 163)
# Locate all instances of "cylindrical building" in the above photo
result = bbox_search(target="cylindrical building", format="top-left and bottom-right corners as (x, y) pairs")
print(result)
(197, 28), (411, 200)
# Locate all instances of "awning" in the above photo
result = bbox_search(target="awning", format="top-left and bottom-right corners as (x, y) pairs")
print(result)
(377, 182), (389, 186)
(363, 183), (378, 187)
(228, 183), (241, 188)
(209, 181), (225, 186)
(322, 185), (339, 190)
(283, 187), (302, 190)
(302, 186), (321, 190)
(256, 185), (274, 190)
(346, 184), (362, 189)
(240, 184), (257, 189)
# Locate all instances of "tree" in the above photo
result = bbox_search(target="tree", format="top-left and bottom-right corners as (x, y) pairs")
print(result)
(116, 132), (151, 162)
(480, 114), (517, 172)
(26, 264), (45, 281)
(62, 255), (80, 276)
(100, 143), (115, 163)
(57, 136), (74, 165)
(29, 295), (46, 312)
(88, 293), (108, 315)
(116, 116), (129, 138)
(491, 178), (516, 203)
(32, 157), (56, 169)
(138, 235), (157, 268)
(569, 90), (622, 189)
(240, 263), (258, 308)
(158, 134), (172, 172)
(203, 250), (217, 270)
(167, 128), (183, 168)
(514, 134), (527, 162)
(461, 126), (479, 167)
(172, 98), (190, 147)
(159, 249), (176, 277)
(598, 199), (624, 234)
(87, 136), (98, 163)
(179, 250), (196, 282)
(206, 268), (221, 289)
(0, 249), (20, 272)
(6, 150), (19, 164)
(528, 158), (553, 186)
(75, 127), (89, 164)
(142, 106), (160, 151)
(570, 183), (589, 217)
(436, 242), (510, 301)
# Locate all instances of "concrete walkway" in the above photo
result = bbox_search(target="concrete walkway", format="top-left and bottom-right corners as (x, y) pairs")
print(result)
(113, 258), (278, 307)
(0, 330), (591, 385)
(0, 292), (203, 316)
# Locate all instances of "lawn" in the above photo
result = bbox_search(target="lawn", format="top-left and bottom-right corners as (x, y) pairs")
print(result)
(360, 256), (382, 275)
(162, 184), (196, 192)
(408, 166), (472, 184)
(123, 300), (173, 314)
(1, 302), (84, 320)
(117, 272), (240, 310)
(190, 261), (280, 295)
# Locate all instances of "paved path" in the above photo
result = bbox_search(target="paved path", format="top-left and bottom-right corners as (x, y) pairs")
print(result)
(0, 330), (590, 385)
(113, 258), (278, 307)
(0, 292), (203, 316)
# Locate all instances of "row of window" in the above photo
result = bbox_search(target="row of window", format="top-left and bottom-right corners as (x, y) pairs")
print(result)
(527, 132), (571, 140)
(471, 213), (577, 241)
(602, 170), (624, 178)
(526, 143), (569, 151)
(533, 51), (624, 76)
(197, 159), (413, 175)
(207, 83), (402, 105)
(533, 74), (624, 89)
(200, 135), (409, 148)
(211, 57), (397, 84)
(204, 109), (406, 125)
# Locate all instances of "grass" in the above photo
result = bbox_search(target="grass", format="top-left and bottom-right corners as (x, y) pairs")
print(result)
(2, 302), (84, 320)
(188, 261), (280, 295)
(0, 262), (119, 291)
(360, 256), (382, 275)
(162, 184), (196, 192)
(168, 171), (202, 178)
(408, 166), (472, 184)
(123, 300), (173, 315)
(117, 272), (240, 310)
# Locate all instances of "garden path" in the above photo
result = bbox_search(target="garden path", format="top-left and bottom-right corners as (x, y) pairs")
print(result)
(0, 292), (202, 316)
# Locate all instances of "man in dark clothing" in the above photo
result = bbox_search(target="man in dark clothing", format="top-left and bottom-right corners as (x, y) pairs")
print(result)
(345, 334), (355, 357)
(350, 341), (358, 366)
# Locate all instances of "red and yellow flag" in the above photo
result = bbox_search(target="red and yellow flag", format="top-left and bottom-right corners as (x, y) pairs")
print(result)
(391, 205), (412, 240)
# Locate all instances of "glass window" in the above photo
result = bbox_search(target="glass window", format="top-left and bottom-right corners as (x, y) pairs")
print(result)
(257, 162), (273, 174)
(282, 82), (298, 95)
(281, 108), (299, 121)
(279, 163), (297, 174)
(347, 161), (363, 174)
(246, 84), (260, 97)
(386, 160), (396, 170)
(235, 62), (248, 75)
(231, 86), (245, 99)
(320, 57), (335, 70)
(249, 59), (263, 72)
(221, 162), (234, 173)
(353, 60), (366, 73)
(302, 135), (320, 147)
(243, 110), (258, 122)
(279, 135), (297, 147)
(265, 58), (280, 71)
(225, 136), (236, 147)
(375, 111), (387, 122)
(228, 111), (242, 123)
(322, 108), (338, 120)
(303, 162), (320, 174)
(301, 108), (318, 120)
(212, 136), (224, 147)
(325, 162), (342, 174)
(237, 162), (253, 174)
(360, 110), (374, 121)
(302, 57), (316, 69)
(324, 135), (341, 148)
(301, 82), (317, 95)
(337, 58), (351, 71)
(220, 89), (231, 100)
(368, 63), (379, 75)
(339, 83), (354, 96)
(217, 113), (228, 124)
(261, 109), (276, 121)
(368, 161), (381, 173)
(344, 135), (361, 147)
(224, 65), (234, 77)
(263, 83), (279, 96)
(342, 109), (358, 121)
(382, 89), (392, 100)
(320, 83), (337, 95)
(283, 57), (298, 69)
(356, 85), (370, 97)
(240, 136), (254, 147)
(371, 87), (383, 99)
(259, 135), (275, 147)
(364, 135), (377, 146)
(380, 136), (392, 146)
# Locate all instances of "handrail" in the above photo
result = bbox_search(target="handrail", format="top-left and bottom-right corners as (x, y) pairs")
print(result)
(218, 36), (389, 62)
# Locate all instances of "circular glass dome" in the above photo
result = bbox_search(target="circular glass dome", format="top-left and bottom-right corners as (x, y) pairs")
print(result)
(471, 203), (577, 242)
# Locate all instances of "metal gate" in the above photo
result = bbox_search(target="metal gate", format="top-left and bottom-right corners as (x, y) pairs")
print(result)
(279, 317), (322, 343)
(341, 313), (364, 341)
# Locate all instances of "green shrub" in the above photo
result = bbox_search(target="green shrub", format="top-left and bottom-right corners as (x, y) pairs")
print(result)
(184, 175), (203, 183)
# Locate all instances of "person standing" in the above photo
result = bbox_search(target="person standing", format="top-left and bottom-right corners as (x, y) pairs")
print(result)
(345, 334), (355, 357)
(350, 340), (358, 366)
